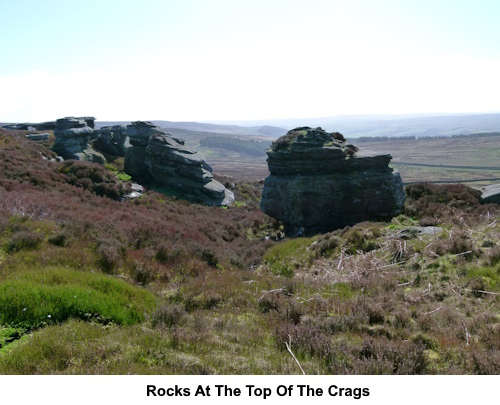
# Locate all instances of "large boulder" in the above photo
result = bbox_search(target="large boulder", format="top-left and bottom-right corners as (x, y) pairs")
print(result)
(481, 184), (500, 204)
(124, 121), (234, 206)
(52, 117), (106, 164)
(260, 127), (405, 235)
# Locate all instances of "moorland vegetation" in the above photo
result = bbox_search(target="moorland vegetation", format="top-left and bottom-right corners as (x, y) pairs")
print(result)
(0, 128), (498, 374)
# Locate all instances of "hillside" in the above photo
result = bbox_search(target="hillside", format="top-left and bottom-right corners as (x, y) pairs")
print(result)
(215, 113), (500, 138)
(94, 120), (286, 138)
(0, 128), (499, 374)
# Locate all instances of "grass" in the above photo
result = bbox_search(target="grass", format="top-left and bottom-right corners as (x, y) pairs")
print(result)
(0, 267), (157, 329)
(263, 236), (317, 277)
(117, 172), (132, 181)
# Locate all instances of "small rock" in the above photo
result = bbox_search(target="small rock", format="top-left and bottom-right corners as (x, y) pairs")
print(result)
(25, 133), (50, 141)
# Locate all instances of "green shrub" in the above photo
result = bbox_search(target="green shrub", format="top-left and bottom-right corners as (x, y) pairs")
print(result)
(47, 233), (68, 247)
(117, 172), (132, 181)
(342, 225), (380, 254)
(263, 237), (316, 277)
(5, 230), (44, 253)
(152, 304), (185, 328)
(0, 267), (156, 329)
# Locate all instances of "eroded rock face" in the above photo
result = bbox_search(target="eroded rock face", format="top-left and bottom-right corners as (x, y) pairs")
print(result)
(124, 121), (234, 206)
(52, 117), (106, 164)
(481, 184), (500, 204)
(260, 127), (405, 235)
(94, 125), (130, 157)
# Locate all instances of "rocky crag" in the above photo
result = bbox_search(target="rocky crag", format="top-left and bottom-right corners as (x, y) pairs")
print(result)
(52, 117), (105, 163)
(93, 125), (130, 157)
(125, 121), (234, 206)
(260, 127), (405, 235)
(3, 117), (94, 131)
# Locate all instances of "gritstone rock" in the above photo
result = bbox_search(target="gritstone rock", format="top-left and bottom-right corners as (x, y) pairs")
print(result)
(481, 184), (500, 204)
(260, 127), (406, 236)
(52, 117), (106, 164)
(124, 121), (234, 206)
(25, 133), (50, 141)
(94, 125), (130, 157)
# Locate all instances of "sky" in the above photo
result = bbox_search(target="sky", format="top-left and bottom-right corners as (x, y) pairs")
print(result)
(1, 0), (499, 122)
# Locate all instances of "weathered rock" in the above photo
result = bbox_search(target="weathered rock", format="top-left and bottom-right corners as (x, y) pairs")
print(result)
(25, 133), (50, 141)
(124, 121), (234, 206)
(52, 117), (106, 164)
(123, 121), (156, 181)
(2, 123), (30, 130)
(481, 184), (500, 204)
(94, 125), (130, 157)
(124, 183), (144, 199)
(260, 127), (405, 235)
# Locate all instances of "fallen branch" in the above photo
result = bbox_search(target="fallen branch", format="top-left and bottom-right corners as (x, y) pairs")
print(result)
(464, 289), (500, 296)
(422, 306), (442, 315)
(455, 251), (473, 257)
(462, 323), (470, 347)
(285, 335), (305, 375)
(397, 280), (414, 287)
(258, 287), (286, 302)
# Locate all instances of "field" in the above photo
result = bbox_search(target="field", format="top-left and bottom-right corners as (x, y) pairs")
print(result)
(357, 135), (500, 188)
(0, 128), (498, 375)
(194, 133), (500, 188)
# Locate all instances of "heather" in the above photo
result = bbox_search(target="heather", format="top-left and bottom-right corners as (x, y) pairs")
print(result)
(0, 129), (499, 374)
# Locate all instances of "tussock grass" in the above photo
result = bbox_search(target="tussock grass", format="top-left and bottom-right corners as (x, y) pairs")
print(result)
(0, 267), (156, 329)
(263, 237), (317, 277)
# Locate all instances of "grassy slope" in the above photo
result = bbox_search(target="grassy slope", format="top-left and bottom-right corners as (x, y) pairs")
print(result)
(0, 129), (499, 374)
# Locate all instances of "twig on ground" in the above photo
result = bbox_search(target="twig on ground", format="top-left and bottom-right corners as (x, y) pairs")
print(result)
(464, 289), (500, 296)
(397, 280), (414, 287)
(258, 287), (286, 302)
(285, 335), (305, 375)
(455, 251), (473, 257)
(422, 306), (442, 315)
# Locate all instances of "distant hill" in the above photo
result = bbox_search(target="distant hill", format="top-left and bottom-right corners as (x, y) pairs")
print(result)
(208, 113), (500, 138)
(95, 120), (287, 138)
(7, 112), (500, 140)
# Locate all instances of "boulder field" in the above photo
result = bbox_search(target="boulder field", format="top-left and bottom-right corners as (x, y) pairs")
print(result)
(260, 127), (406, 235)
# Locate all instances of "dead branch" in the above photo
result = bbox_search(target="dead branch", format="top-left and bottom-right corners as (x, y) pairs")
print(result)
(285, 335), (305, 375)
(455, 251), (473, 257)
(422, 306), (442, 315)
(464, 289), (500, 296)
(258, 287), (286, 302)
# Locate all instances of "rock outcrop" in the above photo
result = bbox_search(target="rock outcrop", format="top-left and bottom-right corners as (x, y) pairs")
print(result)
(25, 133), (50, 141)
(94, 125), (130, 157)
(2, 117), (93, 131)
(124, 121), (234, 206)
(481, 184), (500, 204)
(52, 117), (106, 164)
(260, 127), (405, 235)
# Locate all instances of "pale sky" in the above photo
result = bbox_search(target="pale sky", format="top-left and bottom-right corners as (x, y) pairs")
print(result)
(1, 0), (499, 122)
